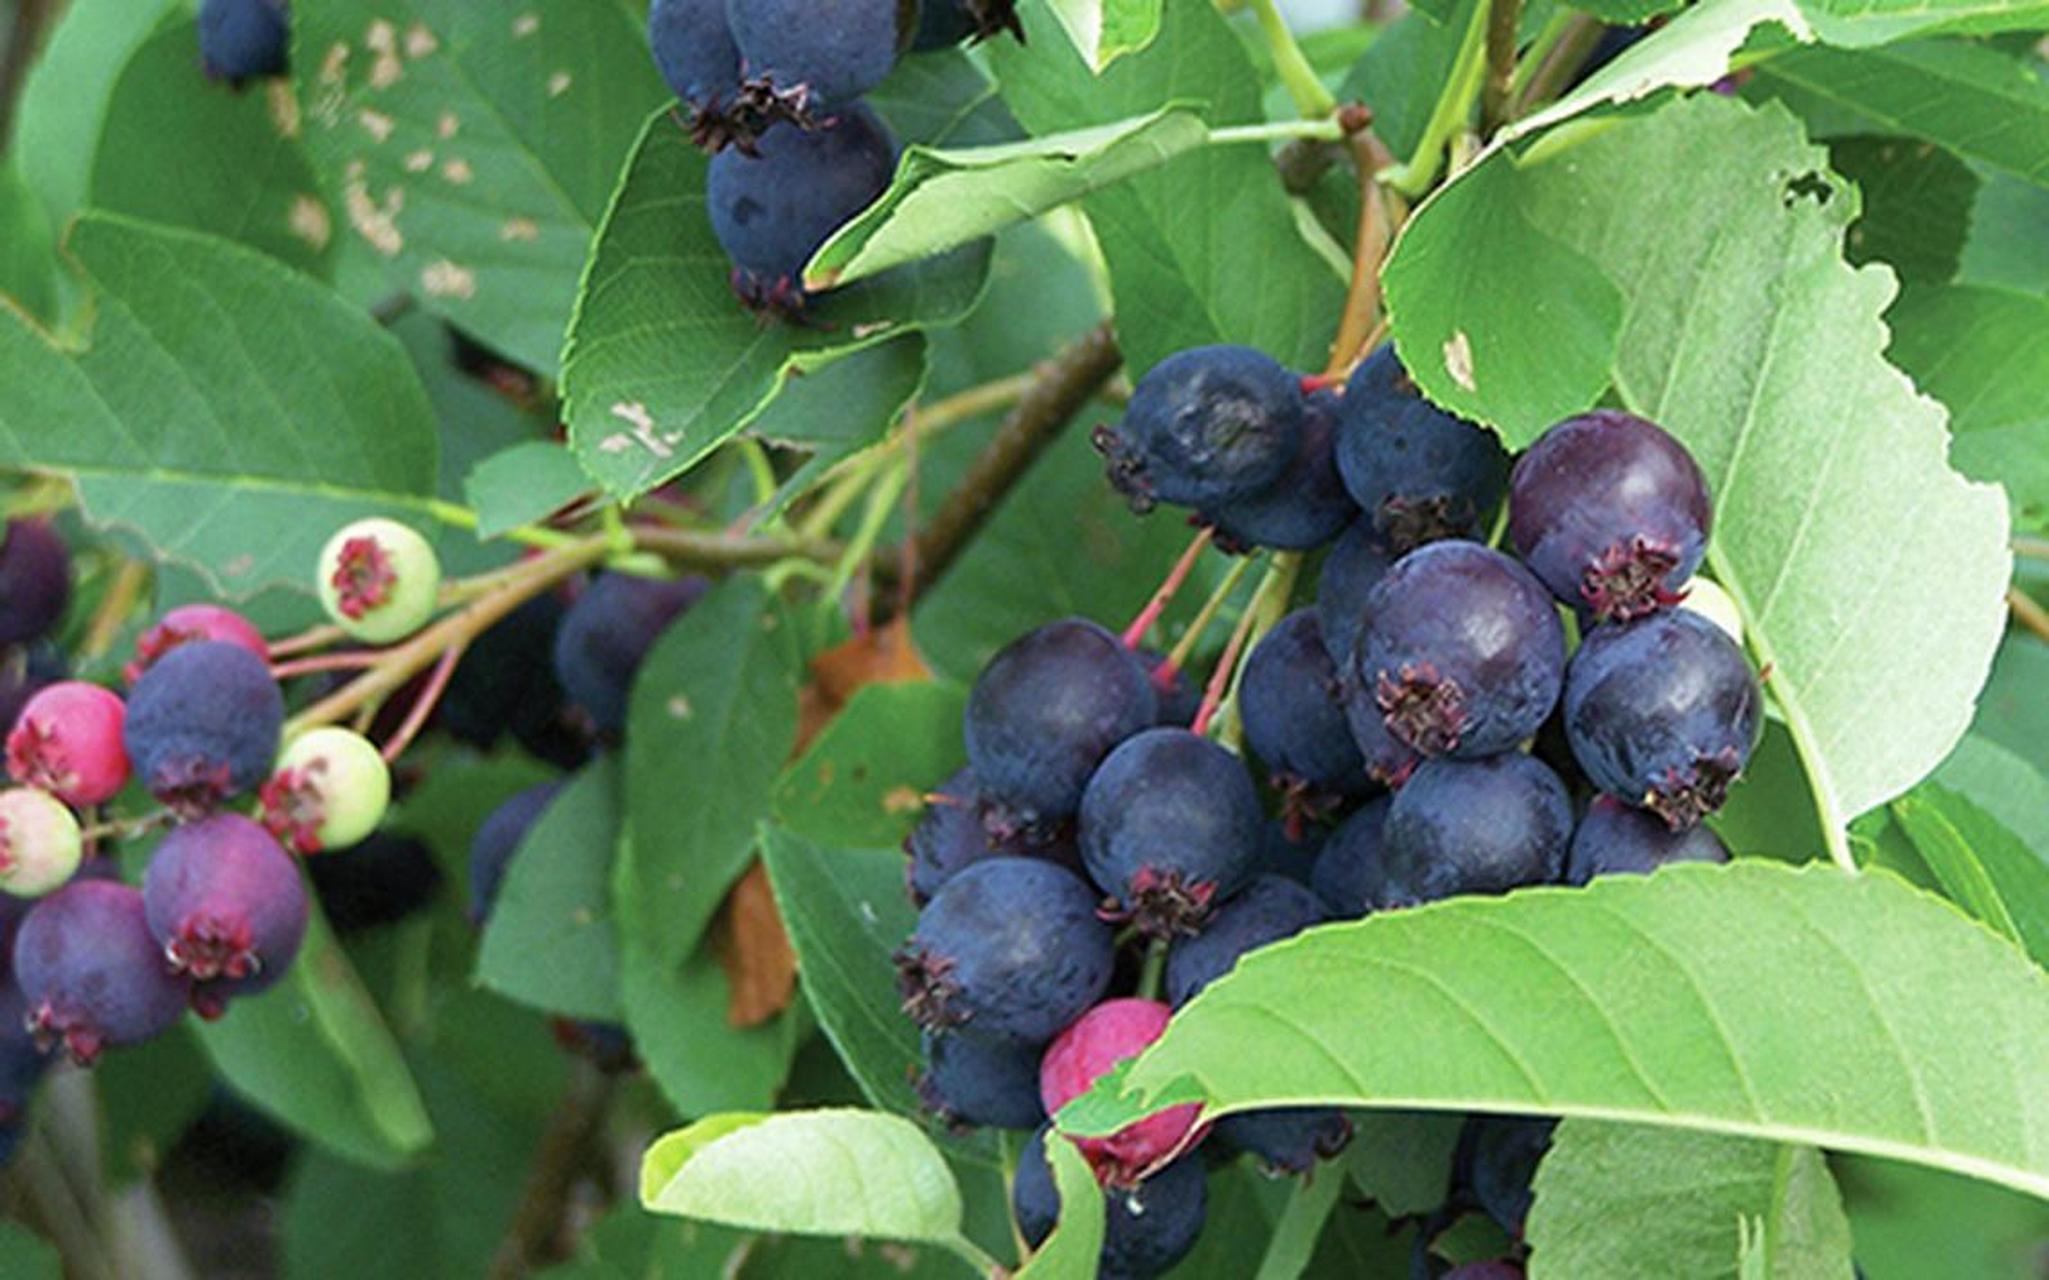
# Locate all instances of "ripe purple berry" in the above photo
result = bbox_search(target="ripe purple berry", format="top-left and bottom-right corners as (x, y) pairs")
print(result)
(649, 0), (744, 147)
(318, 518), (442, 645)
(123, 641), (283, 816)
(198, 0), (289, 83)
(1333, 345), (1510, 553)
(1201, 389), (1358, 552)
(917, 1029), (1046, 1131)
(1165, 875), (1325, 1008)
(259, 727), (391, 855)
(894, 857), (1113, 1043)
(1240, 611), (1368, 817)
(1078, 728), (1263, 938)
(467, 780), (567, 925)
(7, 682), (130, 807)
(15, 881), (189, 1064)
(1309, 797), (1390, 918)
(1563, 608), (1763, 829)
(1567, 794), (1729, 884)
(1138, 650), (1201, 728)
(1315, 518), (1396, 665)
(1013, 1125), (1209, 1280)
(1353, 541), (1566, 759)
(1096, 346), (1306, 511)
(1459, 1115), (1555, 1237)
(0, 976), (49, 1141)
(1508, 410), (1712, 622)
(903, 767), (1080, 907)
(727, 0), (912, 115)
(553, 573), (708, 737)
(142, 814), (309, 1017)
(0, 520), (70, 648)
(1380, 755), (1571, 907)
(707, 106), (897, 309)
(0, 788), (83, 898)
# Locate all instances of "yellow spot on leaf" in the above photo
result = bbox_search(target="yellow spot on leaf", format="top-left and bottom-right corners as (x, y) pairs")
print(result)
(265, 81), (301, 138)
(420, 260), (477, 299)
(343, 162), (404, 256)
(512, 13), (540, 37)
(547, 71), (572, 97)
(403, 149), (434, 173)
(608, 402), (676, 459)
(667, 695), (693, 719)
(882, 786), (923, 816)
(356, 109), (396, 143)
(1444, 330), (1477, 393)
(500, 217), (540, 242)
(365, 20), (402, 89)
(441, 158), (474, 185)
(437, 112), (460, 140)
(404, 23), (439, 58)
(288, 197), (332, 251)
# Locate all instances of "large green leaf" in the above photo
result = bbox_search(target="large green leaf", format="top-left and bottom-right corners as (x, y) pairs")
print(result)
(1838, 1155), (2049, 1280)
(0, 162), (58, 320)
(1794, 0), (2049, 46)
(1016, 1133), (1106, 1280)
(1386, 96), (2010, 844)
(0, 214), (442, 597)
(772, 681), (968, 849)
(1527, 1122), (1855, 1278)
(619, 944), (803, 1117)
(1061, 861), (2049, 1202)
(292, 0), (667, 372)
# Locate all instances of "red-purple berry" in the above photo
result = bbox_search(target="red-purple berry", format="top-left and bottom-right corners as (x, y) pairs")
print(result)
(123, 641), (284, 816)
(15, 881), (189, 1064)
(6, 682), (130, 807)
(0, 520), (70, 649)
(142, 814), (309, 1017)
(1040, 999), (1205, 1187)
(124, 605), (267, 685)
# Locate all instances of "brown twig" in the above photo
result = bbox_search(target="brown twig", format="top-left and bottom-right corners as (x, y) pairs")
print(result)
(486, 1066), (616, 1279)
(0, 0), (55, 150)
(628, 525), (840, 571)
(2010, 587), (2049, 645)
(270, 651), (380, 681)
(1326, 135), (1398, 380)
(1510, 14), (1604, 119)
(1481, 0), (1526, 138)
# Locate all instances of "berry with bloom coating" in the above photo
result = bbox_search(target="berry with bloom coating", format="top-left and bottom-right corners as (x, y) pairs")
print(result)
(125, 604), (267, 685)
(467, 780), (566, 924)
(0, 789), (83, 898)
(259, 728), (391, 855)
(317, 519), (442, 644)
(1139, 650), (1202, 728)
(1096, 345), (1305, 511)
(707, 107), (897, 308)
(1079, 728), (1263, 938)
(553, 573), (708, 736)
(1566, 794), (1729, 885)
(1380, 755), (1571, 907)
(1165, 875), (1325, 1008)
(1040, 999), (1205, 1186)
(1259, 817), (1325, 887)
(903, 767), (1080, 906)
(198, 0), (289, 83)
(918, 1029), (1046, 1131)
(1013, 1125), (1209, 1280)
(7, 682), (129, 806)
(1310, 797), (1390, 918)
(15, 881), (188, 1064)
(648, 0), (744, 147)
(1202, 389), (1358, 552)
(143, 814), (309, 1017)
(1315, 518), (1396, 665)
(1563, 609), (1763, 829)
(895, 857), (1113, 1043)
(727, 0), (912, 114)
(1458, 1115), (1555, 1237)
(1508, 411), (1712, 621)
(964, 618), (1155, 834)
(1240, 611), (1367, 814)
(0, 520), (70, 649)
(123, 641), (283, 816)
(1334, 345), (1510, 552)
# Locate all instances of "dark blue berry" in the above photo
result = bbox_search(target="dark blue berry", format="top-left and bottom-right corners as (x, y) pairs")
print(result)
(1203, 390), (1358, 552)
(1316, 518), (1396, 666)
(143, 814), (309, 1017)
(1508, 411), (1712, 622)
(307, 834), (445, 935)
(441, 594), (587, 769)
(728, 0), (911, 113)
(467, 780), (567, 925)
(895, 857), (1113, 1042)
(1079, 728), (1263, 937)
(123, 640), (284, 816)
(1096, 346), (1306, 511)
(1338, 674), (1421, 788)
(1215, 1107), (1352, 1176)
(1310, 796), (1391, 918)
(1333, 346), (1509, 553)
(1566, 794), (1729, 885)
(1241, 611), (1367, 811)
(1258, 818), (1325, 887)
(15, 881), (188, 1065)
(0, 644), (66, 740)
(1380, 755), (1570, 907)
(649, 0), (741, 118)
(1563, 609), (1762, 829)
(0, 521), (70, 648)
(1457, 1115), (1555, 1238)
(1139, 650), (1202, 728)
(1014, 1124), (1209, 1280)
(553, 573), (708, 736)
(198, 0), (289, 83)
(963, 618), (1156, 833)
(0, 977), (47, 1148)
(1353, 541), (1565, 759)
(1165, 874), (1325, 1007)
(903, 767), (1081, 906)
(917, 1029), (1046, 1131)
(707, 106), (898, 309)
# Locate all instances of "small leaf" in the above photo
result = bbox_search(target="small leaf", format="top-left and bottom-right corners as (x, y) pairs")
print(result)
(619, 943), (802, 1117)
(0, 1222), (59, 1280)
(1017, 1133), (1106, 1280)
(464, 441), (592, 539)
(774, 682), (967, 850)
(1891, 784), (2049, 967)
(1830, 135), (1979, 286)
(1347, 1111), (1465, 1217)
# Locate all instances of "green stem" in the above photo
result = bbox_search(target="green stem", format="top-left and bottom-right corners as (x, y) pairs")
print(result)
(1382, 0), (1494, 196)
(735, 437), (780, 507)
(1210, 552), (1303, 752)
(941, 1233), (1005, 1279)
(1211, 119), (1347, 146)
(822, 459), (909, 608)
(1251, 1164), (1347, 1280)
(422, 498), (582, 552)
(1246, 0), (1339, 118)
(1164, 555), (1256, 674)
(1509, 7), (1574, 100)
(1136, 937), (1170, 1003)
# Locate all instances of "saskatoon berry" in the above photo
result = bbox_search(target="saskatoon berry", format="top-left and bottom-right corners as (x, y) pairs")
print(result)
(198, 0), (289, 83)
(123, 640), (284, 816)
(0, 644), (66, 741)
(1566, 793), (1729, 885)
(902, 767), (1079, 907)
(1040, 999), (1204, 1185)
(917, 1029), (1046, 1131)
(7, 682), (130, 807)
(895, 857), (1113, 1043)
(1353, 541), (1566, 759)
(1336, 680), (1420, 789)
(963, 618), (1155, 833)
(648, 0), (742, 140)
(1240, 611), (1368, 813)
(440, 594), (585, 768)
(1097, 346), (1306, 511)
(1334, 345), (1510, 553)
(1013, 1124), (1209, 1280)
(125, 604), (267, 685)
(1508, 410), (1712, 622)
(259, 727), (391, 855)
(1563, 608), (1762, 829)
(553, 572), (708, 737)
(1202, 389), (1358, 552)
(1309, 797), (1390, 919)
(1315, 518), (1395, 665)
(16, 881), (189, 1064)
(1165, 874), (1325, 1008)
(467, 780), (566, 925)
(143, 814), (309, 1016)
(1138, 650), (1202, 728)
(0, 788), (84, 898)
(305, 834), (443, 935)
(1079, 728), (1263, 938)
(707, 106), (897, 308)
(1458, 1115), (1555, 1237)
(1258, 817), (1325, 887)
(727, 0), (911, 114)
(1380, 755), (1571, 907)
(318, 518), (442, 645)
(0, 520), (70, 648)
(1215, 1106), (1353, 1178)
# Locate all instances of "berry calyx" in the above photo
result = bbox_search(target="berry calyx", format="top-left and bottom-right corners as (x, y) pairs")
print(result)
(1040, 999), (1206, 1186)
(6, 682), (130, 807)
(125, 604), (267, 685)
(317, 519), (442, 644)
(259, 727), (391, 855)
(142, 814), (308, 1016)
(0, 788), (84, 898)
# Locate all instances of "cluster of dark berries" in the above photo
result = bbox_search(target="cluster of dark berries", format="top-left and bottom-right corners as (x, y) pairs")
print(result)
(648, 0), (1018, 312)
(197, 0), (291, 86)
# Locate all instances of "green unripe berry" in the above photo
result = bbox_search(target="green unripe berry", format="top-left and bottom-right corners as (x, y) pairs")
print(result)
(258, 727), (391, 855)
(0, 787), (84, 897)
(317, 519), (441, 644)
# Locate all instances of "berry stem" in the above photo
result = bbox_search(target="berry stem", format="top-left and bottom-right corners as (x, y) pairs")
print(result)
(380, 639), (468, 764)
(1191, 569), (1269, 739)
(2009, 586), (2049, 646)
(1480, 0), (1526, 138)
(1136, 936), (1170, 1004)
(79, 809), (174, 847)
(1324, 142), (1399, 380)
(1382, 0), (1493, 196)
(2013, 536), (2049, 563)
(1208, 119), (1346, 145)
(629, 525), (842, 571)
(1122, 528), (1216, 650)
(270, 651), (381, 681)
(1251, 1157), (1347, 1280)
(267, 623), (350, 659)
(1201, 552), (1304, 750)
(80, 558), (148, 659)
(1163, 553), (1255, 673)
(1243, 0), (1338, 118)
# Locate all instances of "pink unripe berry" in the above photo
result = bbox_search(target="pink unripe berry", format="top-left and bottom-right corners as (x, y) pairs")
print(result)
(0, 788), (84, 897)
(7, 682), (131, 806)
(1040, 998), (1206, 1186)
(126, 605), (268, 685)
(259, 727), (390, 854)
(317, 519), (441, 644)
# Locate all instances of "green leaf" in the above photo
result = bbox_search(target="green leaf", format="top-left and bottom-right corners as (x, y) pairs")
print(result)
(618, 577), (799, 967)
(1527, 1122), (1854, 1279)
(560, 108), (992, 500)
(1960, 175), (2049, 294)
(1043, 0), (1166, 72)
(868, 49), (1021, 149)
(195, 907), (434, 1169)
(1886, 283), (2049, 532)
(991, 0), (1345, 376)
(0, 213), (442, 598)
(619, 943), (802, 1116)
(1794, 0), (2049, 47)
(773, 682), (967, 848)
(639, 1110), (967, 1244)
(1830, 136), (1978, 285)
(1341, 0), (1483, 158)
(1387, 95), (2011, 842)
(811, 109), (1210, 290)
(1932, 734), (2049, 864)
(748, 335), (930, 521)
(1891, 784), (2049, 967)
(1569, 0), (1691, 21)
(476, 757), (624, 1021)
(1016, 1133), (1107, 1280)
(1062, 861), (2049, 1201)
(0, 161), (58, 320)
(292, 0), (668, 372)
(0, 1222), (59, 1280)
(464, 441), (591, 539)
(1837, 1155), (2049, 1280)
(1347, 1110), (1464, 1217)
